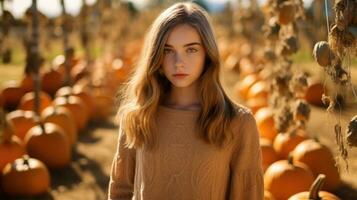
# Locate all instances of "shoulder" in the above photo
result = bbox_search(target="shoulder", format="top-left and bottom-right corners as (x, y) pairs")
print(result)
(228, 102), (259, 144)
(230, 102), (255, 129)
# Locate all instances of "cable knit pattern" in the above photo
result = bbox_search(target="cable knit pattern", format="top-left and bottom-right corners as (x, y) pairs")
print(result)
(108, 104), (264, 200)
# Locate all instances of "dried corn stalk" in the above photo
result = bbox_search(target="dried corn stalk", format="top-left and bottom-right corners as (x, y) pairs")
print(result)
(262, 0), (310, 135)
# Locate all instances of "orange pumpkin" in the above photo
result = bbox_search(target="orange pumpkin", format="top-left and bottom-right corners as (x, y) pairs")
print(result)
(112, 58), (131, 83)
(53, 96), (88, 130)
(72, 85), (95, 118)
(246, 97), (268, 114)
(19, 91), (52, 113)
(74, 78), (91, 91)
(288, 174), (341, 200)
(106, 73), (122, 94)
(41, 106), (77, 145)
(247, 80), (269, 100)
(239, 57), (257, 77)
(20, 74), (34, 93)
(224, 54), (240, 72)
(234, 74), (261, 100)
(54, 86), (72, 98)
(53, 54), (80, 77)
(0, 119), (26, 172)
(24, 123), (71, 169)
(292, 139), (341, 191)
(0, 81), (26, 111)
(6, 110), (38, 141)
(91, 87), (114, 120)
(70, 61), (90, 83)
(273, 129), (309, 159)
(41, 68), (64, 96)
(1, 156), (50, 196)
(255, 107), (277, 142)
(56, 85), (95, 119)
(265, 190), (276, 200)
(260, 138), (279, 172)
(264, 157), (315, 200)
(304, 81), (324, 107)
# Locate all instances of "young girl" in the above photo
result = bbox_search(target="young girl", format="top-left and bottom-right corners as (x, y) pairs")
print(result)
(108, 2), (263, 200)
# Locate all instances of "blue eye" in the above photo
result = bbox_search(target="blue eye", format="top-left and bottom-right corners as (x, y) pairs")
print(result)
(187, 48), (198, 53)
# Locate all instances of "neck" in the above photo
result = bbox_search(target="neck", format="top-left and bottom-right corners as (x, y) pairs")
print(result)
(163, 82), (201, 110)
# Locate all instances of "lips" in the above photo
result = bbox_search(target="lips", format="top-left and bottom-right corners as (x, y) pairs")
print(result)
(173, 73), (188, 77)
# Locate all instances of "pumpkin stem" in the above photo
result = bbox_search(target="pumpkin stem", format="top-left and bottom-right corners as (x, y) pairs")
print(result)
(33, 113), (41, 124)
(287, 153), (294, 165)
(308, 174), (326, 200)
(39, 121), (46, 133)
(22, 154), (31, 170)
(23, 155), (30, 165)
(52, 105), (58, 114)
(288, 126), (298, 137)
(313, 136), (320, 143)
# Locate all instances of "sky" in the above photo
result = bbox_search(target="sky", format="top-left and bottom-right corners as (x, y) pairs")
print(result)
(2, 0), (313, 18)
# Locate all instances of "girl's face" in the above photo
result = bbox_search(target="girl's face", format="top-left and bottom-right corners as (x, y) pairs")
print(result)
(161, 24), (206, 88)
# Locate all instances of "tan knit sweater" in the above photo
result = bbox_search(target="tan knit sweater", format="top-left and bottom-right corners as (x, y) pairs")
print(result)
(108, 105), (264, 200)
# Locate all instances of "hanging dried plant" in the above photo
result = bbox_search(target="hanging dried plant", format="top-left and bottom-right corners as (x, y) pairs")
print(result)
(322, 57), (349, 85)
(321, 94), (335, 112)
(272, 74), (292, 96)
(347, 115), (357, 147)
(263, 18), (281, 41)
(278, 36), (299, 56)
(334, 123), (349, 170)
(313, 41), (334, 67)
(263, 48), (277, 62)
(274, 105), (294, 133)
(293, 100), (310, 122)
(289, 72), (308, 97)
(262, 0), (308, 139)
(277, 1), (296, 25)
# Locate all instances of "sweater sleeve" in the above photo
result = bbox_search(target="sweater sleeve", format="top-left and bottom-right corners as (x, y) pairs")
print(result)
(108, 129), (136, 200)
(229, 111), (264, 200)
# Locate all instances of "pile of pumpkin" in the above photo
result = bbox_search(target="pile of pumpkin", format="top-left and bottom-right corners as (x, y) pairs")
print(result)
(0, 53), (132, 197)
(228, 56), (342, 200)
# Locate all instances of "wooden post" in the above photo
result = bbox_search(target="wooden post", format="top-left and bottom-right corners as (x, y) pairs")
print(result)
(30, 0), (41, 115)
(60, 0), (72, 86)
(80, 0), (90, 61)
(1, 0), (13, 63)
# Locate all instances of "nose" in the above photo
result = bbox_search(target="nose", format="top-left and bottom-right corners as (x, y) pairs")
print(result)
(174, 53), (184, 70)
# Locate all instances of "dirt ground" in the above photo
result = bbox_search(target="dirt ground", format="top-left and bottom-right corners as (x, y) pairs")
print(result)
(1, 65), (357, 200)
(0, 118), (119, 200)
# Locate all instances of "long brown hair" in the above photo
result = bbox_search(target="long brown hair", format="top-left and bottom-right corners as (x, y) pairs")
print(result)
(117, 2), (237, 149)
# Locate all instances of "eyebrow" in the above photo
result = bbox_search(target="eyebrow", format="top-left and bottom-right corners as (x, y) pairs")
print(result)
(164, 42), (201, 47)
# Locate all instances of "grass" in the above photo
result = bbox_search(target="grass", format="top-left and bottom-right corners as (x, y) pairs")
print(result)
(0, 64), (24, 85)
(0, 37), (105, 86)
(292, 49), (314, 63)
